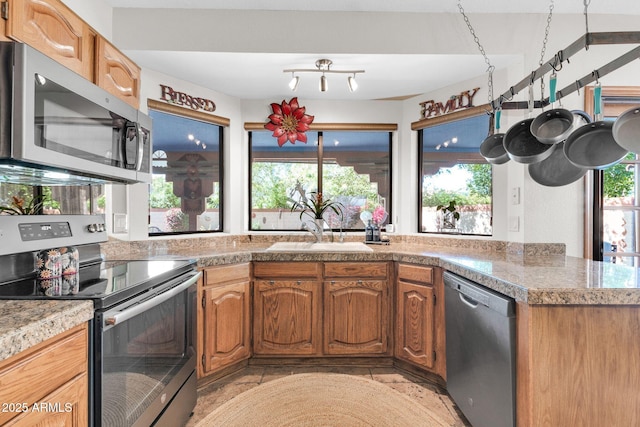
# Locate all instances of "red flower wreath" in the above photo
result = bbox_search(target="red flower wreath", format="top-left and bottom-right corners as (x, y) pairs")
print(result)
(264, 97), (314, 147)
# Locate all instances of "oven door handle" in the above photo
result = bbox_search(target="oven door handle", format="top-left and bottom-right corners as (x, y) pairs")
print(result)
(104, 271), (201, 328)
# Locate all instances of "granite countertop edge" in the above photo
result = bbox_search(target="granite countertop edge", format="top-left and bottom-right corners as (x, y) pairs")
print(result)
(0, 300), (93, 363)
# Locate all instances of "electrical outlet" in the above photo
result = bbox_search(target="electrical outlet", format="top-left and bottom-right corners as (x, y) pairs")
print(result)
(510, 187), (520, 205)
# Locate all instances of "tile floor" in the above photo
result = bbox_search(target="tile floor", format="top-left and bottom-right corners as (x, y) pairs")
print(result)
(185, 365), (470, 426)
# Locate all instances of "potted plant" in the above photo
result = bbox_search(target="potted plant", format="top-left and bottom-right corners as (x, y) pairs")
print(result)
(0, 195), (47, 215)
(436, 200), (460, 230)
(290, 192), (343, 242)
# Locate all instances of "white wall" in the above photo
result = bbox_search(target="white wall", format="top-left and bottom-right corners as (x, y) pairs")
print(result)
(60, 0), (113, 39)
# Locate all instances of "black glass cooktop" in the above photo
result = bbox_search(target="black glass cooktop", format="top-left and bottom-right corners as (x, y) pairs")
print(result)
(0, 259), (196, 309)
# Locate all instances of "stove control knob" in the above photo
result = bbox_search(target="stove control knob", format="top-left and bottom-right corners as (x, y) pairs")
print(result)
(88, 224), (97, 233)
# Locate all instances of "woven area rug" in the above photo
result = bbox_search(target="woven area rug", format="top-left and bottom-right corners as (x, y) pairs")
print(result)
(195, 373), (450, 426)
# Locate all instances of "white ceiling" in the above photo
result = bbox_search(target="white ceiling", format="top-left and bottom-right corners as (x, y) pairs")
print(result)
(103, 0), (640, 101)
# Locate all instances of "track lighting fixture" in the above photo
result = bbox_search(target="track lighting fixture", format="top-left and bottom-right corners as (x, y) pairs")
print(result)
(347, 74), (358, 92)
(320, 74), (327, 92)
(288, 73), (299, 91)
(284, 59), (364, 93)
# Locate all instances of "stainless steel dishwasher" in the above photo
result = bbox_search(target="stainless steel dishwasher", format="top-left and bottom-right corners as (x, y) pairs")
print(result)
(444, 271), (516, 427)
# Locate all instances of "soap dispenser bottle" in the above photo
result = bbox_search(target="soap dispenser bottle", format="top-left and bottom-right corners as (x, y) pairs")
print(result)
(365, 220), (374, 242)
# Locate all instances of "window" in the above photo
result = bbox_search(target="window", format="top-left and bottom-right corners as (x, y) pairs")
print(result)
(418, 110), (492, 235)
(249, 128), (392, 232)
(0, 184), (103, 215)
(148, 102), (225, 235)
(587, 86), (640, 265)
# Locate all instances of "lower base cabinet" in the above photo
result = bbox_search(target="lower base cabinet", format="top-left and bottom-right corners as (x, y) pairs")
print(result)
(199, 264), (251, 378)
(0, 323), (89, 426)
(324, 262), (390, 355)
(395, 264), (446, 379)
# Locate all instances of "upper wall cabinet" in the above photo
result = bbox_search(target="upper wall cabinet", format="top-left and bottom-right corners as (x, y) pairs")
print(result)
(2, 0), (141, 107)
(95, 36), (140, 108)
(5, 0), (96, 80)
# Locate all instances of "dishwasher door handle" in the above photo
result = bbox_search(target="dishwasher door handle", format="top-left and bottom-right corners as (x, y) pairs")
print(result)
(459, 292), (480, 308)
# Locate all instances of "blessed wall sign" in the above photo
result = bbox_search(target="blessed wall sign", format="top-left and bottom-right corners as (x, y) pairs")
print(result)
(419, 88), (480, 119)
(159, 84), (216, 112)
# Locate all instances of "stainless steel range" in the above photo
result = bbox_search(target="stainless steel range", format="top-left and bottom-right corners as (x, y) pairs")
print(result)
(0, 215), (200, 427)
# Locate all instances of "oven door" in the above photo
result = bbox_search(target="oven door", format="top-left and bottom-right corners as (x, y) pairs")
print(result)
(95, 271), (200, 427)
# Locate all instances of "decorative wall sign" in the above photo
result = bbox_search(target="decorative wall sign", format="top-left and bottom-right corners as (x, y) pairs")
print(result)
(264, 97), (315, 146)
(419, 87), (480, 119)
(159, 84), (216, 112)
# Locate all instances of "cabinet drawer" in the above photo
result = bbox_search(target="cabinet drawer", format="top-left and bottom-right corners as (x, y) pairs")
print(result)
(397, 264), (433, 284)
(203, 263), (250, 286)
(0, 324), (87, 425)
(324, 262), (388, 278)
(253, 262), (319, 278)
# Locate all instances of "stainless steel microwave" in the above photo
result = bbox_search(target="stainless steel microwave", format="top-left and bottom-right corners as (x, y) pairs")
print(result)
(0, 42), (151, 185)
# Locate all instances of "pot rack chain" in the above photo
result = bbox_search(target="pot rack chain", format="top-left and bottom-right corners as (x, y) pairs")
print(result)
(456, 1), (495, 106)
(537, 0), (555, 100)
(492, 31), (640, 111)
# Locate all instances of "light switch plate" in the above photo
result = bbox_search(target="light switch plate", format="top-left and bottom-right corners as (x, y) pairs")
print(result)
(113, 213), (128, 233)
(510, 187), (520, 205)
(508, 216), (520, 232)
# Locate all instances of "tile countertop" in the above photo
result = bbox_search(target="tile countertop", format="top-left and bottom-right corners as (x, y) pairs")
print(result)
(143, 242), (640, 306)
(0, 300), (93, 363)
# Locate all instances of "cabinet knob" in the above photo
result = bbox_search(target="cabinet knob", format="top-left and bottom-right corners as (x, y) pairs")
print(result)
(296, 280), (301, 286)
(358, 280), (363, 285)
(269, 280), (275, 285)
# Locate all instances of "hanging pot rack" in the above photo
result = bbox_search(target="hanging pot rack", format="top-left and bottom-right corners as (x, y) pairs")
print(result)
(492, 31), (640, 111)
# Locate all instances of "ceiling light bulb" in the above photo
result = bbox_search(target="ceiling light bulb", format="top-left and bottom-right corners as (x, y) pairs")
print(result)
(348, 75), (358, 92)
(188, 134), (194, 141)
(320, 74), (327, 92)
(289, 75), (299, 91)
(443, 141), (449, 147)
(435, 144), (441, 150)
(452, 137), (458, 143)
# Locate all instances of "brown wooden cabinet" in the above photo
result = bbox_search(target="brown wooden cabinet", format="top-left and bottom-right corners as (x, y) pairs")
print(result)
(198, 264), (251, 378)
(3, 0), (141, 107)
(5, 0), (96, 80)
(323, 262), (390, 355)
(252, 262), (321, 356)
(95, 36), (141, 108)
(395, 264), (446, 379)
(0, 323), (88, 426)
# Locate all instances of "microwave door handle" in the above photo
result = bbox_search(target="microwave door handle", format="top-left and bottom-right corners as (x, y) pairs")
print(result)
(135, 124), (144, 171)
(103, 271), (201, 329)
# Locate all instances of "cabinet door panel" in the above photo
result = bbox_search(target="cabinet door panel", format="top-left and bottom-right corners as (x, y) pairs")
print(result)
(95, 36), (140, 108)
(396, 280), (435, 368)
(324, 280), (388, 355)
(253, 280), (320, 355)
(203, 281), (250, 373)
(7, 0), (95, 79)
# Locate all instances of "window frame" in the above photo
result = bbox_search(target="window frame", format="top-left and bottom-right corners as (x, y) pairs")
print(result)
(245, 122), (396, 232)
(413, 104), (493, 236)
(147, 99), (228, 236)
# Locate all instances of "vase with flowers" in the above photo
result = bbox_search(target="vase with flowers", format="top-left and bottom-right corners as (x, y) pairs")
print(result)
(290, 191), (343, 242)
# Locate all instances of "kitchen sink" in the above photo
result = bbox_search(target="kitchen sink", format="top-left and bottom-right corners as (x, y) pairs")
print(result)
(265, 242), (373, 252)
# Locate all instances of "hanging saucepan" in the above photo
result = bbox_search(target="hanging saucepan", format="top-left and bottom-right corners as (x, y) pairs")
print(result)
(564, 83), (629, 169)
(528, 142), (588, 187)
(480, 109), (509, 164)
(530, 73), (588, 145)
(612, 105), (640, 154)
(503, 84), (556, 164)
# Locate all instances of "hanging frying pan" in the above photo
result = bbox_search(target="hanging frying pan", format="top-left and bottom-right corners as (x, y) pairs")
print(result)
(530, 74), (587, 145)
(480, 109), (509, 164)
(528, 142), (588, 187)
(503, 84), (556, 164)
(612, 105), (640, 154)
(564, 84), (628, 169)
